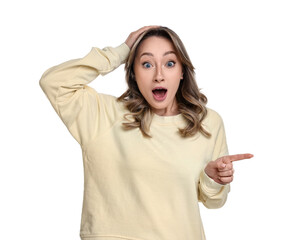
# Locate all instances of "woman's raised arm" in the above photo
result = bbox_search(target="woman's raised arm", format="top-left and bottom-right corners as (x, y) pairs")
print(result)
(39, 26), (160, 148)
(39, 43), (130, 147)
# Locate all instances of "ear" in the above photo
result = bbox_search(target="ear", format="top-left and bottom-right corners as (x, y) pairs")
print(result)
(180, 72), (184, 80)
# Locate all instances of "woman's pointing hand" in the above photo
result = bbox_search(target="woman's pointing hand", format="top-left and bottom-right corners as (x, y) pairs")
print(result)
(204, 154), (254, 185)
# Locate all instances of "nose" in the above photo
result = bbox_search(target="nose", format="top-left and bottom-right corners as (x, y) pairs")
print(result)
(154, 65), (164, 83)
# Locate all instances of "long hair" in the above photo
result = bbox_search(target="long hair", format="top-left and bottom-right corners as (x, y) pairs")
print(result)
(117, 27), (211, 138)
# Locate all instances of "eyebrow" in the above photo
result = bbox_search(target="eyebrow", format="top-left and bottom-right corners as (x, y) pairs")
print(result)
(139, 51), (176, 58)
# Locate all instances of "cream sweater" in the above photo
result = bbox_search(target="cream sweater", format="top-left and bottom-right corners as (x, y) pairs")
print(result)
(39, 43), (230, 240)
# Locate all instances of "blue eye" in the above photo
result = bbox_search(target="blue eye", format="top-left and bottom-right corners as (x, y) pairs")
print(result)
(143, 62), (152, 68)
(166, 61), (175, 67)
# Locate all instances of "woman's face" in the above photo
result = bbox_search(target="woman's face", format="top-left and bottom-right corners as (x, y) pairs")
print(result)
(133, 36), (183, 116)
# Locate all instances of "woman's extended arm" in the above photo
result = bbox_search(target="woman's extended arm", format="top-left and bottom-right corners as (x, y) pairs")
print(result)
(198, 113), (253, 208)
(198, 115), (231, 209)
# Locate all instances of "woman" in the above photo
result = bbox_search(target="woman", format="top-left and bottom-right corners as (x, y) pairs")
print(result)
(39, 26), (253, 240)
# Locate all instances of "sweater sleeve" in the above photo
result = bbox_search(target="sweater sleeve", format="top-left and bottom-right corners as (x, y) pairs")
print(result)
(39, 43), (130, 147)
(198, 111), (231, 209)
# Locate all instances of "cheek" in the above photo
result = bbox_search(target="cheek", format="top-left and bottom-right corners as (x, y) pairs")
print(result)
(172, 80), (182, 94)
(168, 72), (182, 90)
(136, 81), (147, 95)
(167, 65), (183, 79)
(134, 74), (151, 96)
(134, 69), (153, 92)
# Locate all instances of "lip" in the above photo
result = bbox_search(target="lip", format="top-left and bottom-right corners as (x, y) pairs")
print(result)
(152, 87), (167, 91)
(152, 87), (167, 101)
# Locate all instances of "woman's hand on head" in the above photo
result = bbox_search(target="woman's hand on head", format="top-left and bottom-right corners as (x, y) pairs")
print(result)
(204, 153), (254, 185)
(125, 25), (160, 49)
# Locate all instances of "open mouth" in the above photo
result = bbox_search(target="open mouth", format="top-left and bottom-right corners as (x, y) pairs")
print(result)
(152, 87), (167, 101)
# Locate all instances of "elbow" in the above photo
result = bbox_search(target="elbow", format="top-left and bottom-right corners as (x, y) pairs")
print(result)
(39, 66), (56, 92)
(39, 69), (50, 92)
(39, 75), (47, 91)
(198, 184), (230, 209)
(39, 70), (57, 104)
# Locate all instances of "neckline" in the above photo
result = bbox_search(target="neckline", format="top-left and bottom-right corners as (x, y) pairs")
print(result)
(152, 112), (185, 125)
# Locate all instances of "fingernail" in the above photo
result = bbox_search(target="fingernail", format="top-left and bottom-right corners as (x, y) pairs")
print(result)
(221, 164), (226, 168)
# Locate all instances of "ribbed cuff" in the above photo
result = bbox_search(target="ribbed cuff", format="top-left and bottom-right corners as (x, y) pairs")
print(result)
(201, 170), (225, 193)
(114, 43), (130, 64)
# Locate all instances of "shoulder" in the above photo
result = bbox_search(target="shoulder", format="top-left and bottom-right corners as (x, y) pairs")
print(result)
(204, 107), (224, 125)
(202, 107), (225, 134)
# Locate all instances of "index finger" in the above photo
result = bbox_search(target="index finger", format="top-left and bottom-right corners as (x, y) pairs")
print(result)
(223, 153), (254, 163)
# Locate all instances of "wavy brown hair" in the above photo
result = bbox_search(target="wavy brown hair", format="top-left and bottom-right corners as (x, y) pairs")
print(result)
(117, 26), (211, 138)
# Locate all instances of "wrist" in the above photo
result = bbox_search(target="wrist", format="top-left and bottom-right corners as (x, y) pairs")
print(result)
(115, 43), (130, 64)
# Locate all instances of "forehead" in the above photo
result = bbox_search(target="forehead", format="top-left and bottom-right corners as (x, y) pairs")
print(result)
(136, 36), (176, 56)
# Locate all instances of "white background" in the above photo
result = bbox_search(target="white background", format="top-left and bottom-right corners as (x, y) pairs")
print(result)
(1, 0), (302, 239)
